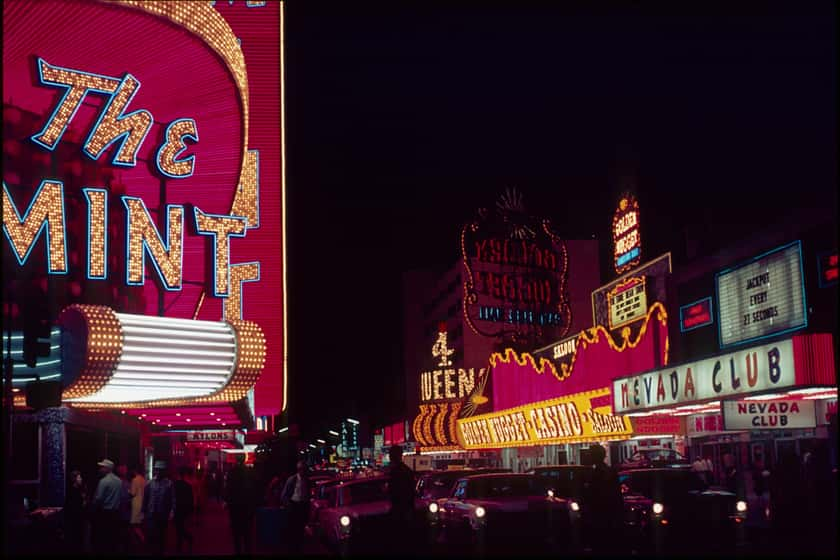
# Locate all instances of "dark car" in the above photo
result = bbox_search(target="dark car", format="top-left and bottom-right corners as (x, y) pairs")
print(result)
(618, 468), (748, 555)
(415, 468), (511, 512)
(312, 477), (393, 556)
(620, 449), (691, 469)
(527, 465), (590, 501)
(430, 473), (581, 554)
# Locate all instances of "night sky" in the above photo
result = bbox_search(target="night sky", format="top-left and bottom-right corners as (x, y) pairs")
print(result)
(282, 1), (836, 438)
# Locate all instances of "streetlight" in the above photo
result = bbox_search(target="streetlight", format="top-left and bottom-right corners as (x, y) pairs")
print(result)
(316, 439), (326, 444)
(277, 426), (288, 434)
(328, 430), (339, 437)
(346, 418), (360, 425)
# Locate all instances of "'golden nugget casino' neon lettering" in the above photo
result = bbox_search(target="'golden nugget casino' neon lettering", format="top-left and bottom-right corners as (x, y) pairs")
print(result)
(3, 60), (250, 299)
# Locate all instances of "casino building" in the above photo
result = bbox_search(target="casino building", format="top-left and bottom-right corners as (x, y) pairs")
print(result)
(3, 0), (286, 511)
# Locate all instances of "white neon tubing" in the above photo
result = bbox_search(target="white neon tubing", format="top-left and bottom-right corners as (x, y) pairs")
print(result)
(116, 313), (231, 329)
(121, 335), (234, 349)
(118, 356), (234, 367)
(114, 365), (232, 376)
(112, 373), (229, 382)
(121, 325), (234, 341)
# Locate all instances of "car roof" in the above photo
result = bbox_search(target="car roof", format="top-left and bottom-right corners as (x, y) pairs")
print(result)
(530, 465), (589, 471)
(618, 467), (696, 475)
(460, 473), (537, 481)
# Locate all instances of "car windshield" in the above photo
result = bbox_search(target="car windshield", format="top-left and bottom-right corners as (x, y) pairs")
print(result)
(418, 471), (479, 499)
(339, 480), (389, 506)
(619, 470), (708, 500)
(467, 476), (545, 499)
(532, 468), (587, 497)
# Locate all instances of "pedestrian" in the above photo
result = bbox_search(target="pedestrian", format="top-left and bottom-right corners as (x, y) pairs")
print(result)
(385, 445), (416, 553)
(142, 460), (174, 556)
(130, 466), (146, 547)
(704, 455), (715, 484)
(266, 474), (284, 507)
(722, 453), (740, 495)
(282, 459), (311, 554)
(64, 470), (88, 554)
(581, 444), (623, 556)
(91, 458), (122, 555)
(116, 464), (133, 553)
(174, 467), (195, 553)
(226, 454), (258, 555)
(691, 455), (710, 484)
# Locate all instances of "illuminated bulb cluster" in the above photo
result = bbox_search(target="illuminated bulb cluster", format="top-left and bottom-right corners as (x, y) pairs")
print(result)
(195, 210), (246, 296)
(541, 220), (573, 337)
(33, 58), (120, 148)
(3, 180), (67, 273)
(157, 119), (198, 178)
(60, 305), (123, 399)
(230, 150), (260, 228)
(84, 189), (108, 278)
(114, 0), (250, 178)
(431, 330), (454, 367)
(125, 199), (183, 289)
(422, 405), (435, 447)
(433, 404), (448, 445)
(209, 319), (266, 402)
(447, 402), (462, 445)
(83, 74), (152, 165)
(224, 262), (260, 320)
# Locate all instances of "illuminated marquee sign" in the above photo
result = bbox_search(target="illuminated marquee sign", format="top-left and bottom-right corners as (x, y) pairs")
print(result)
(461, 189), (572, 346)
(612, 193), (641, 275)
(3, 0), (286, 415)
(420, 368), (481, 402)
(680, 297), (713, 333)
(716, 241), (807, 349)
(186, 430), (242, 444)
(613, 338), (796, 414)
(456, 388), (632, 449)
(722, 399), (816, 430)
(608, 276), (647, 329)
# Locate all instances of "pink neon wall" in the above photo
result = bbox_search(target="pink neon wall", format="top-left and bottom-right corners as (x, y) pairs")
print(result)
(3, 0), (284, 414)
(492, 315), (669, 412)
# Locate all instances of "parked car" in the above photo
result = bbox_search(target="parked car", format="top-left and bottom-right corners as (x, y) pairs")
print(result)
(527, 465), (590, 501)
(618, 468), (748, 554)
(312, 476), (393, 556)
(429, 473), (581, 554)
(415, 468), (511, 512)
(620, 449), (690, 469)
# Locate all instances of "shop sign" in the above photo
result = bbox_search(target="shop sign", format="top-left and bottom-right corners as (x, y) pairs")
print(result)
(613, 338), (795, 414)
(608, 276), (647, 329)
(612, 193), (642, 275)
(716, 241), (807, 349)
(420, 368), (482, 402)
(816, 398), (837, 425)
(680, 297), (713, 333)
(818, 250), (838, 288)
(456, 388), (632, 449)
(722, 399), (816, 430)
(186, 430), (240, 444)
(686, 413), (727, 436)
(630, 414), (683, 435)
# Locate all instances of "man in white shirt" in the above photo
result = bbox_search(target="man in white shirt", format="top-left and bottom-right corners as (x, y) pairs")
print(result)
(92, 459), (122, 554)
(282, 460), (310, 553)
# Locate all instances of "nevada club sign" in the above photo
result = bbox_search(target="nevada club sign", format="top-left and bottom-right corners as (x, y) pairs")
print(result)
(613, 338), (796, 414)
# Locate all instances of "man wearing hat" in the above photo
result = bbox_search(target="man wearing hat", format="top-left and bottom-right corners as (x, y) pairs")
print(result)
(92, 458), (122, 554)
(143, 460), (174, 556)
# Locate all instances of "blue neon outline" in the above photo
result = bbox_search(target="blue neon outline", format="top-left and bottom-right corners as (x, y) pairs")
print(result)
(715, 240), (808, 350)
(222, 261), (261, 321)
(82, 73), (153, 167)
(30, 58), (121, 151)
(82, 188), (108, 279)
(246, 1), (267, 6)
(2, 180), (68, 275)
(155, 118), (199, 179)
(817, 249), (838, 288)
(617, 246), (640, 267)
(679, 296), (714, 333)
(122, 196), (184, 291)
(193, 207), (248, 297)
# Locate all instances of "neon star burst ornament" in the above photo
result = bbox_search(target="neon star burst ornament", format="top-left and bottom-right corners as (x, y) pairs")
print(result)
(431, 322), (454, 367)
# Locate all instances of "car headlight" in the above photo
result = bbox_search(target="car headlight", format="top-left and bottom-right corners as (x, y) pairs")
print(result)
(475, 506), (486, 518)
(339, 515), (351, 527)
(736, 500), (747, 513)
(547, 489), (555, 498)
(429, 502), (439, 513)
(652, 502), (664, 515)
(569, 501), (580, 512)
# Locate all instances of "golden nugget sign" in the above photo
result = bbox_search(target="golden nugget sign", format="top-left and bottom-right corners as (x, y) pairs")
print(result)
(612, 193), (641, 275)
(456, 388), (632, 448)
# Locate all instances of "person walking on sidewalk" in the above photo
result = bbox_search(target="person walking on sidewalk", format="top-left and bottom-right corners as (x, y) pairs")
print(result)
(226, 454), (258, 555)
(143, 461), (174, 556)
(129, 467), (146, 548)
(174, 467), (195, 553)
(282, 460), (311, 554)
(91, 458), (122, 555)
